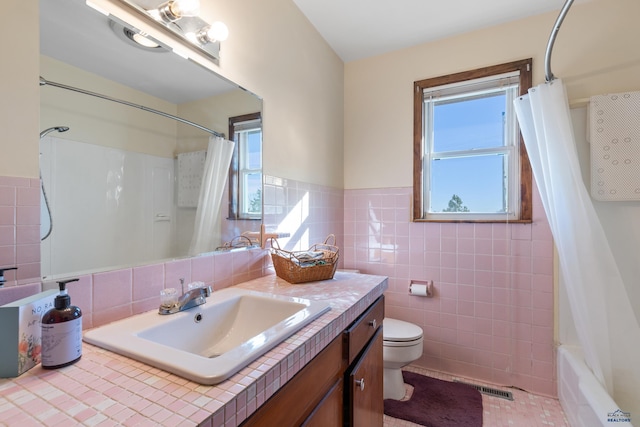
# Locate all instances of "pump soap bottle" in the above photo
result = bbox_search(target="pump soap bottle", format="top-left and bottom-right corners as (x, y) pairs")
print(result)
(41, 278), (82, 369)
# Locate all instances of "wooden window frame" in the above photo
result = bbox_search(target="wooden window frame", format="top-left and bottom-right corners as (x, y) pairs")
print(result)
(228, 112), (262, 220)
(412, 59), (533, 223)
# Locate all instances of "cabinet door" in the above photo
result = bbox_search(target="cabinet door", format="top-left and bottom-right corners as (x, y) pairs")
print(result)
(301, 379), (343, 427)
(241, 335), (344, 426)
(347, 328), (383, 427)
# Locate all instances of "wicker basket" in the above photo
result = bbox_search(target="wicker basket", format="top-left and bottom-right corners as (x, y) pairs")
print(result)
(270, 235), (339, 284)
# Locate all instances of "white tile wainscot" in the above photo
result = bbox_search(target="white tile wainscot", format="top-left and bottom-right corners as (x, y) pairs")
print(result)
(0, 272), (387, 426)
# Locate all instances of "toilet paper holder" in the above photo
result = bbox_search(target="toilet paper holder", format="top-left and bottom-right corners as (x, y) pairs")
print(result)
(409, 280), (434, 297)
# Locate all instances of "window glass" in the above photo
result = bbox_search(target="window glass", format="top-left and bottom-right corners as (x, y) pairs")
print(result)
(228, 113), (262, 220)
(432, 91), (507, 152)
(413, 59), (532, 222)
(237, 127), (262, 217)
(430, 154), (508, 213)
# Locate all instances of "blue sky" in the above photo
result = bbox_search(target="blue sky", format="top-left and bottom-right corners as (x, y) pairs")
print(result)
(245, 130), (263, 211)
(429, 93), (508, 213)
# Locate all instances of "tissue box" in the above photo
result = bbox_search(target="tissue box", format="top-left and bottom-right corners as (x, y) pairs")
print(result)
(0, 289), (57, 378)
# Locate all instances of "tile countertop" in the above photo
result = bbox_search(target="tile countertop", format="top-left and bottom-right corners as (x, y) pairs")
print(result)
(0, 272), (387, 427)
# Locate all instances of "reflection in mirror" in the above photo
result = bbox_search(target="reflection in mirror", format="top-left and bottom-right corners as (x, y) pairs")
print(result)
(117, 0), (228, 61)
(39, 0), (263, 280)
(228, 113), (263, 221)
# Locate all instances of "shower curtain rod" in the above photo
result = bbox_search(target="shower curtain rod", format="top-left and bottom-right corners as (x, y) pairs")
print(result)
(544, 0), (575, 82)
(39, 76), (225, 139)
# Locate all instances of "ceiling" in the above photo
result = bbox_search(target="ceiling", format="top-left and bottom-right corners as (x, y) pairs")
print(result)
(293, 0), (581, 62)
(39, 0), (236, 104)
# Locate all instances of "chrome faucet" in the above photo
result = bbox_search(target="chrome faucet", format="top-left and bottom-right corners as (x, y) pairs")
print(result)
(159, 281), (212, 315)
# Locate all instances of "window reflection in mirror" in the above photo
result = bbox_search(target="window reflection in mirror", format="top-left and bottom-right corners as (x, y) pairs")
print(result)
(228, 113), (263, 221)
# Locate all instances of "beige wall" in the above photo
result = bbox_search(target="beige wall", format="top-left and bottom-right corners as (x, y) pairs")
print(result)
(212, 0), (345, 188)
(3, 0), (344, 189)
(176, 89), (262, 154)
(344, 0), (640, 189)
(41, 56), (179, 158)
(1, 0), (40, 177)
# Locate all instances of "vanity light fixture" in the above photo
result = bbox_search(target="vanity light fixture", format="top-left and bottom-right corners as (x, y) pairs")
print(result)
(109, 19), (168, 52)
(117, 0), (228, 61)
(191, 21), (229, 44)
(130, 31), (161, 48)
(150, 0), (200, 23)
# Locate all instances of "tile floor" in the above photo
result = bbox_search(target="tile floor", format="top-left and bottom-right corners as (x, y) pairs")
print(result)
(384, 366), (570, 427)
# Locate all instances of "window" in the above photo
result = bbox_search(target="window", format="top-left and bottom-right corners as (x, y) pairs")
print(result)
(413, 59), (532, 222)
(228, 113), (262, 220)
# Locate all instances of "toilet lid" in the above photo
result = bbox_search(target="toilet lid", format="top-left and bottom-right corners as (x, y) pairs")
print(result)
(383, 318), (423, 342)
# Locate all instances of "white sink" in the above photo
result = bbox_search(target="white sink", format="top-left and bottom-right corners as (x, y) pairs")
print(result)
(83, 287), (331, 384)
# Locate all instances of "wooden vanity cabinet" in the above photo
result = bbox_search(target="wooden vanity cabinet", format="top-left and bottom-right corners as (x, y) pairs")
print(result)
(300, 378), (344, 427)
(343, 296), (384, 427)
(240, 296), (384, 427)
(240, 334), (345, 427)
(347, 329), (383, 426)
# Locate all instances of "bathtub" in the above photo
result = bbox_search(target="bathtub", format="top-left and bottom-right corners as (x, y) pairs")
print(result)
(558, 345), (634, 427)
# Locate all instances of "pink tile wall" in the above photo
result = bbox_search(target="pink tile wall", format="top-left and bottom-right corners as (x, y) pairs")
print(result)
(2, 171), (557, 399)
(262, 175), (344, 257)
(0, 282), (42, 305)
(343, 187), (557, 397)
(0, 176), (41, 285)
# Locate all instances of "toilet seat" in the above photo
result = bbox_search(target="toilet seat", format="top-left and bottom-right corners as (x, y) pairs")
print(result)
(383, 318), (423, 346)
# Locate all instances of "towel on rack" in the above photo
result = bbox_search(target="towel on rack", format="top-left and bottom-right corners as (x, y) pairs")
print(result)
(590, 91), (640, 201)
(177, 150), (206, 207)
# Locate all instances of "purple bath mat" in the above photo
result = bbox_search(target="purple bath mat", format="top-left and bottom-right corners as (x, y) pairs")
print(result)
(384, 371), (483, 427)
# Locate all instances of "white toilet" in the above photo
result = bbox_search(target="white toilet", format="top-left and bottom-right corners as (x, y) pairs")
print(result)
(383, 318), (424, 400)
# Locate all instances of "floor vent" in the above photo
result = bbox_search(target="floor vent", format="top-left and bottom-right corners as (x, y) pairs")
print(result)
(454, 380), (514, 401)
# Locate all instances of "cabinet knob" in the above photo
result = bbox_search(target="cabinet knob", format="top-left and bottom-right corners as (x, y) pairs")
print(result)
(369, 319), (377, 329)
(355, 378), (365, 391)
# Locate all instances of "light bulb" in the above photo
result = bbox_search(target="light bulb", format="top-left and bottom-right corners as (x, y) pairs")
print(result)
(169, 0), (200, 17)
(154, 0), (200, 22)
(204, 21), (229, 42)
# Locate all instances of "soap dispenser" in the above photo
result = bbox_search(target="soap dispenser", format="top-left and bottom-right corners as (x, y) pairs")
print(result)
(41, 278), (82, 369)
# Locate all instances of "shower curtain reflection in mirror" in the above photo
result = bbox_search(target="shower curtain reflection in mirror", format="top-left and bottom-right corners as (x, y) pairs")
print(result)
(188, 136), (235, 255)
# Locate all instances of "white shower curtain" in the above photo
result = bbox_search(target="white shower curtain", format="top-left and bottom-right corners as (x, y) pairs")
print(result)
(188, 136), (235, 256)
(514, 80), (640, 415)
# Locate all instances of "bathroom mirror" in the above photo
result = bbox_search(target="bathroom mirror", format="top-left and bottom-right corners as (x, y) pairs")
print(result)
(39, 0), (263, 280)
